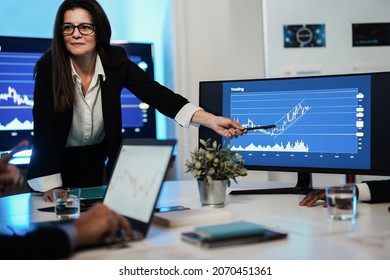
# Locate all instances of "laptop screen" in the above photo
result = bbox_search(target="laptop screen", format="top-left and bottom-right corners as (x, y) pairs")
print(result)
(103, 141), (174, 223)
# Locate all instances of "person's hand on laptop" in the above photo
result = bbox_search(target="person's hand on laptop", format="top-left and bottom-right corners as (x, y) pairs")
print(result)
(73, 203), (132, 248)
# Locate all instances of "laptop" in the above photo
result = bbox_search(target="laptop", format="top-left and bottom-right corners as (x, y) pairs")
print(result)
(102, 138), (176, 241)
(4, 138), (177, 244)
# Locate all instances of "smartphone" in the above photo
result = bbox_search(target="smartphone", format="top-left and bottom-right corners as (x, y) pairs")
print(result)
(154, 205), (189, 213)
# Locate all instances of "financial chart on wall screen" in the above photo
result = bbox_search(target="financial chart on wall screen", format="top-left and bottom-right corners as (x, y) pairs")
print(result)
(0, 51), (36, 132)
(226, 75), (371, 170)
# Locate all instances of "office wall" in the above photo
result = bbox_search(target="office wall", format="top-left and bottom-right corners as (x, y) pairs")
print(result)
(262, 0), (390, 77)
(170, 0), (266, 181)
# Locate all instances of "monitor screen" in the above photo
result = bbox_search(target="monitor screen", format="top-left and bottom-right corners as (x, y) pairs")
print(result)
(0, 36), (156, 163)
(199, 72), (390, 191)
(0, 36), (50, 157)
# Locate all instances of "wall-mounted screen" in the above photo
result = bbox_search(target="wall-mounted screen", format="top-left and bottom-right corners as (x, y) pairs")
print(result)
(0, 36), (50, 154)
(353, 22), (390, 47)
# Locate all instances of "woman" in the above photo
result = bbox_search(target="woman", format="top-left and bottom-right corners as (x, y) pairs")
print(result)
(26, 0), (245, 201)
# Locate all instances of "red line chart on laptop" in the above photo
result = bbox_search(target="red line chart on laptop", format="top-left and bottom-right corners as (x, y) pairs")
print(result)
(103, 145), (171, 222)
(109, 169), (162, 198)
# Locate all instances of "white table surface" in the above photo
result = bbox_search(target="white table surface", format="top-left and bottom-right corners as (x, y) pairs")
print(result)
(1, 180), (389, 260)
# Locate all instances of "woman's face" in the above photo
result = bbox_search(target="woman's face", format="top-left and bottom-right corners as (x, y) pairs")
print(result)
(62, 8), (97, 60)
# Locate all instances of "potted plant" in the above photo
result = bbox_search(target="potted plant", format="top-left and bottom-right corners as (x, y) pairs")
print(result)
(185, 138), (248, 207)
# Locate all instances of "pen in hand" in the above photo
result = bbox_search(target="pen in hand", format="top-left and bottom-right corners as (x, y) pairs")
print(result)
(245, 125), (276, 131)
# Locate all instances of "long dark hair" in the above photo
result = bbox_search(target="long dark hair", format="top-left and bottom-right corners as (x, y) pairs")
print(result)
(49, 0), (113, 112)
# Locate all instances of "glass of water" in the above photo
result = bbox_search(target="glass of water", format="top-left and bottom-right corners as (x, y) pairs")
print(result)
(325, 184), (357, 220)
(53, 188), (81, 220)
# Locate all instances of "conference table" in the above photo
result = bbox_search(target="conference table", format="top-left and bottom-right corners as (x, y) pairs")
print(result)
(1, 180), (389, 260)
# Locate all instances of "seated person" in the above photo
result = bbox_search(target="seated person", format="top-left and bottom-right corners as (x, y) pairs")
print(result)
(0, 141), (132, 259)
(300, 180), (390, 207)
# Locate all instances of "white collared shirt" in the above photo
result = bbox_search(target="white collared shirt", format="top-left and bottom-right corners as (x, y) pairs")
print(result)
(66, 55), (106, 147)
(355, 182), (371, 201)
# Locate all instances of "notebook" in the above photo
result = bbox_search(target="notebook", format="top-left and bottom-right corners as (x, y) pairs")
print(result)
(4, 138), (176, 244)
(182, 221), (288, 248)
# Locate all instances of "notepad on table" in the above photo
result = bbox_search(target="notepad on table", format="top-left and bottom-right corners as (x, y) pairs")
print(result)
(194, 221), (266, 239)
(153, 207), (232, 227)
(181, 221), (288, 248)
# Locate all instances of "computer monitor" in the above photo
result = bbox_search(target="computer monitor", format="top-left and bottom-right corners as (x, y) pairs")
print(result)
(0, 36), (156, 164)
(199, 72), (390, 195)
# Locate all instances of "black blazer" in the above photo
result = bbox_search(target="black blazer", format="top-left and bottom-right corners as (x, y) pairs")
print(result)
(27, 46), (189, 184)
(364, 180), (390, 203)
(0, 227), (72, 259)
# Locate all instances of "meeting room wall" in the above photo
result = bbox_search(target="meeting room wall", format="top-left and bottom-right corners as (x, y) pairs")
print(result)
(262, 0), (390, 78)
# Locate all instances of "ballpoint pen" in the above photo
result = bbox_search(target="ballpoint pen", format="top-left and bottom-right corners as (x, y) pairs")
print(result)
(245, 124), (276, 131)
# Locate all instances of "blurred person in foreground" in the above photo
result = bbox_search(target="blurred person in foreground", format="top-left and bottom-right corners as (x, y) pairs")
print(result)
(0, 141), (132, 260)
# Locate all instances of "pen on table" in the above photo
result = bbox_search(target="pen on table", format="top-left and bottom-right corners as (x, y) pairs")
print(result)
(245, 124), (276, 131)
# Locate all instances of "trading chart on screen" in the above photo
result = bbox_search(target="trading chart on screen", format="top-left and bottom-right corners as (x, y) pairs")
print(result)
(225, 75), (371, 170)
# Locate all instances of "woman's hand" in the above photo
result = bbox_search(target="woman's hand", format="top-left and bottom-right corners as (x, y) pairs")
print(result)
(43, 189), (55, 202)
(191, 110), (246, 139)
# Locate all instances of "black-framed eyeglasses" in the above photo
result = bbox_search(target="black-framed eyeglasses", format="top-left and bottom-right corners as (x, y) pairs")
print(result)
(61, 23), (95, 35)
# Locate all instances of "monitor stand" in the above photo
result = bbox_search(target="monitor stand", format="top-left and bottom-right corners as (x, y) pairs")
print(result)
(229, 172), (313, 195)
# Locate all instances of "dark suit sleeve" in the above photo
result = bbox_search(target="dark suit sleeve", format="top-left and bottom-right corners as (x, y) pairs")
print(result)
(362, 180), (390, 203)
(106, 47), (190, 119)
(0, 227), (73, 260)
